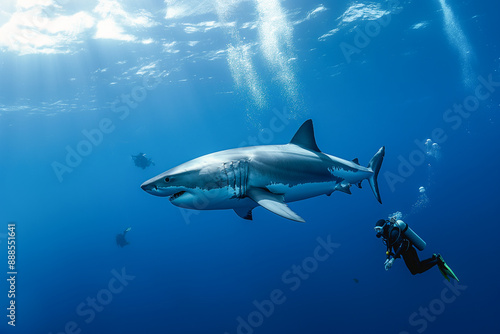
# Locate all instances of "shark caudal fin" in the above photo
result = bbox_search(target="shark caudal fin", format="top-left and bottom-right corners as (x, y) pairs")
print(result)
(367, 146), (385, 204)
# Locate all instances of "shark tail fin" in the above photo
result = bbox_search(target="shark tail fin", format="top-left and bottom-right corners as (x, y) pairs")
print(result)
(367, 146), (385, 204)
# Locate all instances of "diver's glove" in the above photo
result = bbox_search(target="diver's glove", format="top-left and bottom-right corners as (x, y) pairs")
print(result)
(384, 258), (395, 271)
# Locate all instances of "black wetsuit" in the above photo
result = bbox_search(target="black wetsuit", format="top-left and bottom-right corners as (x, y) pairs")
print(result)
(383, 221), (438, 275)
(132, 153), (155, 169)
(116, 230), (130, 247)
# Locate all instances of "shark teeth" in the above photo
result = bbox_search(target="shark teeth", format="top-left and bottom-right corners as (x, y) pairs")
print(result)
(169, 191), (186, 201)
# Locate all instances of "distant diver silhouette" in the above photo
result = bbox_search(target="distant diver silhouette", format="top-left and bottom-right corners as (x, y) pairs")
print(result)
(116, 227), (132, 248)
(132, 153), (155, 169)
(375, 217), (458, 281)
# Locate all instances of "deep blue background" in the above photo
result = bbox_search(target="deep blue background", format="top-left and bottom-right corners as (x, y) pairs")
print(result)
(1, 0), (499, 333)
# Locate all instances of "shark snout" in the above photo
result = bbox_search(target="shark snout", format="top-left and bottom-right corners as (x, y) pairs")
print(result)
(140, 179), (175, 197)
(141, 182), (157, 192)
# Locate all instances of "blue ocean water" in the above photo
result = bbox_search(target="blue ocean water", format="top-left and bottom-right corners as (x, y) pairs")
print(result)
(1, 0), (499, 333)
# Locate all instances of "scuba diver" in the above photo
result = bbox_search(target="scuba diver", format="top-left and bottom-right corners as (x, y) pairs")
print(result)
(132, 153), (155, 169)
(375, 217), (458, 281)
(116, 227), (132, 248)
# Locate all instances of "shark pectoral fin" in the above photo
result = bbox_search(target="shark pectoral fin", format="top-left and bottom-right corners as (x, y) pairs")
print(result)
(247, 188), (305, 223)
(234, 207), (254, 220)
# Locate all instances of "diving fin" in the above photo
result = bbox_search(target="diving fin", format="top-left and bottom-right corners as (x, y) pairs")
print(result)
(247, 188), (305, 223)
(437, 254), (459, 282)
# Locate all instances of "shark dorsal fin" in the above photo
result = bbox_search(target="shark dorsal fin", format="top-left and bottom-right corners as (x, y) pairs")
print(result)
(290, 119), (321, 152)
(352, 158), (359, 164)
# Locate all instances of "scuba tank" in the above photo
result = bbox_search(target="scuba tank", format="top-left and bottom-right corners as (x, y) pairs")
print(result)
(394, 220), (426, 251)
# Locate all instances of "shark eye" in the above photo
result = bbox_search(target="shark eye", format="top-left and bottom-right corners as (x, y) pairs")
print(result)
(164, 177), (170, 182)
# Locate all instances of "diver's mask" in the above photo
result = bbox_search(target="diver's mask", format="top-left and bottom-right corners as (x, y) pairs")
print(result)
(374, 226), (384, 238)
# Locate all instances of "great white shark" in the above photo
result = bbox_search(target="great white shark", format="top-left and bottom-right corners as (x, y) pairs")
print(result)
(141, 120), (385, 222)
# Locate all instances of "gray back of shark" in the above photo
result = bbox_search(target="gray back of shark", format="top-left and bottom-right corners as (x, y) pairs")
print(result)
(141, 120), (385, 222)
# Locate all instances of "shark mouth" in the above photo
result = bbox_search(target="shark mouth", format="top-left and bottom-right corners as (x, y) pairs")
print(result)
(169, 191), (186, 202)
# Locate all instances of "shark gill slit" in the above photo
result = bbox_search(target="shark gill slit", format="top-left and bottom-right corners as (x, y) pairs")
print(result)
(232, 162), (237, 196)
(242, 160), (249, 198)
(222, 162), (230, 189)
(222, 160), (248, 199)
